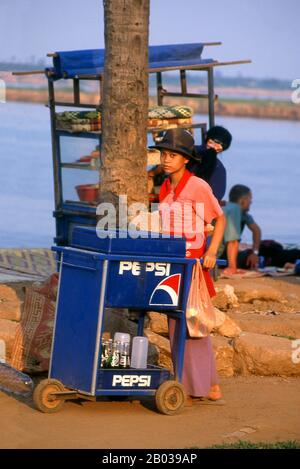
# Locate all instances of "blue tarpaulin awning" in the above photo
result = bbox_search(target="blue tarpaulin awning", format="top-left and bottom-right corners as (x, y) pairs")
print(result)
(47, 43), (215, 79)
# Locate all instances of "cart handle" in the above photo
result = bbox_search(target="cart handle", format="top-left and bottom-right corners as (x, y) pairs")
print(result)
(200, 258), (227, 267)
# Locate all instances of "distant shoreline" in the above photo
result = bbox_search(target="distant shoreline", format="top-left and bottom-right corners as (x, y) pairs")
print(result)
(5, 88), (300, 121)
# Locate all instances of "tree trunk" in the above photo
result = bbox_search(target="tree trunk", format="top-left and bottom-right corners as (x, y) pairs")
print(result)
(100, 0), (150, 225)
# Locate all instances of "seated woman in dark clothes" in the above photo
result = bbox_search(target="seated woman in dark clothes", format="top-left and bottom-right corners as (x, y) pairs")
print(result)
(187, 125), (232, 201)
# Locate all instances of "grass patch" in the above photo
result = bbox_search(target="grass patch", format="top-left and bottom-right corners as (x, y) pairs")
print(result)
(207, 440), (300, 449)
(271, 334), (296, 341)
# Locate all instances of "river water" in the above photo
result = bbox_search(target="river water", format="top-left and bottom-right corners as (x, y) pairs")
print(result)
(0, 101), (299, 248)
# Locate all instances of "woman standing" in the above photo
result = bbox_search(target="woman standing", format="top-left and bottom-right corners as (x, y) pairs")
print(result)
(151, 128), (226, 404)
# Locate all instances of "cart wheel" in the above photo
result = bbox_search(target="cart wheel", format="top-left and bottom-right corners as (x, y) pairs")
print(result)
(33, 379), (65, 413)
(155, 380), (186, 416)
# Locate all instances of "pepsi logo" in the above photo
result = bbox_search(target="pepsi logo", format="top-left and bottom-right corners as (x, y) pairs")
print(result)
(149, 274), (181, 306)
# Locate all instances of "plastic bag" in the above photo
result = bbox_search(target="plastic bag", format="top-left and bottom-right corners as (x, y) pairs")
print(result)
(186, 260), (217, 338)
(0, 362), (33, 397)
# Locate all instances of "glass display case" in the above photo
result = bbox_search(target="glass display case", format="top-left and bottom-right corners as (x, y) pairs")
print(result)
(58, 134), (100, 205)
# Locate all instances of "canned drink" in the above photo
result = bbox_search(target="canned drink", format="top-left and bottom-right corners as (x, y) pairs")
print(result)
(119, 342), (130, 368)
(125, 343), (131, 368)
(111, 342), (120, 368)
(105, 339), (114, 368)
(258, 256), (265, 269)
(106, 339), (113, 354)
(101, 340), (107, 368)
(119, 343), (126, 368)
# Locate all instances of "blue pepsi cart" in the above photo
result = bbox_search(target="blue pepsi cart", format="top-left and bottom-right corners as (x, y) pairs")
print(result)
(33, 227), (226, 415)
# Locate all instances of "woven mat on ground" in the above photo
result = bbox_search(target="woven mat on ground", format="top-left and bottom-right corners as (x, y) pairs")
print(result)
(0, 249), (56, 280)
(220, 270), (266, 279)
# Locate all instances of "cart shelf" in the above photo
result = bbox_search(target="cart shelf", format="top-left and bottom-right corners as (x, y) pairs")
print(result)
(61, 162), (99, 171)
(96, 366), (171, 396)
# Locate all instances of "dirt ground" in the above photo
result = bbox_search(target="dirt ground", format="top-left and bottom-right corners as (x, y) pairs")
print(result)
(0, 375), (299, 449)
(1, 275), (299, 449)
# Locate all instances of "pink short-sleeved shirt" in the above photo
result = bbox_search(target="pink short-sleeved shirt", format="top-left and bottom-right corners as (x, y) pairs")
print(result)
(159, 174), (223, 251)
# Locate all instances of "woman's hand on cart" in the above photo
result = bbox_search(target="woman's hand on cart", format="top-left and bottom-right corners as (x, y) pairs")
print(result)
(201, 249), (217, 270)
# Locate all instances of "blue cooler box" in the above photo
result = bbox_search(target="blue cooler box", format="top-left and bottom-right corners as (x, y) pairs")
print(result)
(50, 229), (195, 395)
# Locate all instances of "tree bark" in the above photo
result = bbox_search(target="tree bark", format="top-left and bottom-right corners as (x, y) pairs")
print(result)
(100, 0), (150, 224)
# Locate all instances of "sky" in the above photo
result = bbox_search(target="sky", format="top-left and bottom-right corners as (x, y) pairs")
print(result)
(0, 0), (299, 79)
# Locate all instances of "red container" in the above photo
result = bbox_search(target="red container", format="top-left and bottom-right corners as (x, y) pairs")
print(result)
(75, 183), (100, 203)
